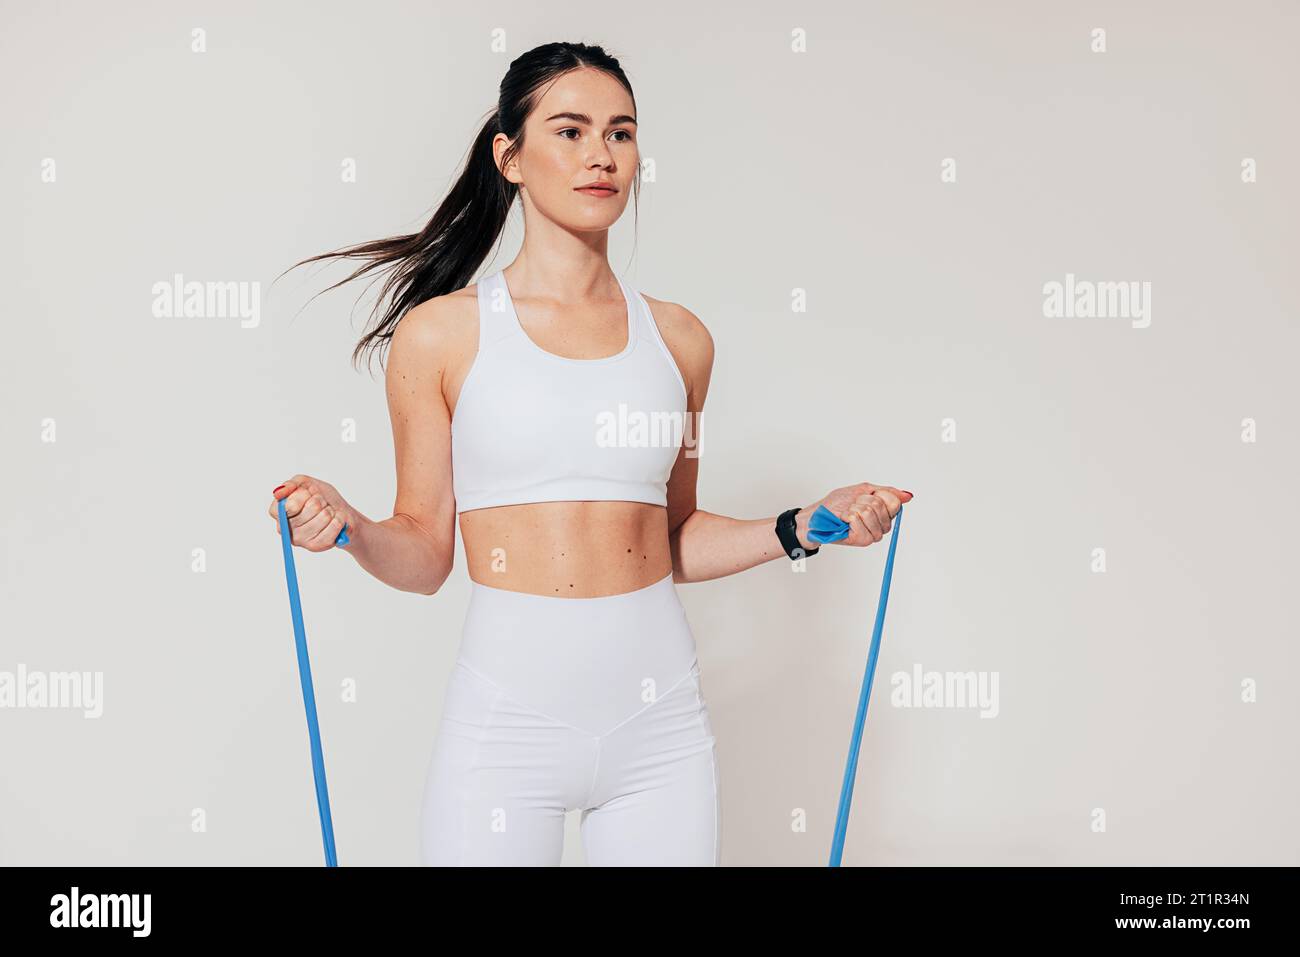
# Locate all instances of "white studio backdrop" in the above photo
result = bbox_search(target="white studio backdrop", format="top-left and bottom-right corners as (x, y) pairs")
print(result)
(2, 0), (1297, 865)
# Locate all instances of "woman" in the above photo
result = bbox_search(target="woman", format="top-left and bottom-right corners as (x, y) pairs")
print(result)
(268, 41), (912, 866)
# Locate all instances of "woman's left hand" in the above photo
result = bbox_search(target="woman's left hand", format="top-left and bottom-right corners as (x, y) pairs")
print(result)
(798, 483), (913, 549)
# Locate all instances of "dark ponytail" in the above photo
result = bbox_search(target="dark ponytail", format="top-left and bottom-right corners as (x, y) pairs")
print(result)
(280, 41), (638, 375)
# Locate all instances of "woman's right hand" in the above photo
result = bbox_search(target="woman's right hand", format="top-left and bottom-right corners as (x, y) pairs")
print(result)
(269, 475), (354, 551)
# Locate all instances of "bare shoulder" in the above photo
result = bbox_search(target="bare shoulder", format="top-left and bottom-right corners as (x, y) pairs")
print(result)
(390, 284), (477, 357)
(386, 283), (480, 392)
(641, 294), (715, 399)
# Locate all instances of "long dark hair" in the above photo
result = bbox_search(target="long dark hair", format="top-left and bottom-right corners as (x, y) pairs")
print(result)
(280, 41), (639, 376)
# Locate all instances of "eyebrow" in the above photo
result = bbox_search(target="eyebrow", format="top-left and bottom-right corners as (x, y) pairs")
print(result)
(543, 111), (637, 126)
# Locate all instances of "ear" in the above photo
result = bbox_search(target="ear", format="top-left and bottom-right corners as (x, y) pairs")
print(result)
(493, 134), (522, 186)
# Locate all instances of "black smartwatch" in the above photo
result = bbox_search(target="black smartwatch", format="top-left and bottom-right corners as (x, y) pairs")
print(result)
(775, 507), (818, 560)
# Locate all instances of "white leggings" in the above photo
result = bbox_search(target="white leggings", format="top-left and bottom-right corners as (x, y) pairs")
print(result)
(420, 571), (720, 866)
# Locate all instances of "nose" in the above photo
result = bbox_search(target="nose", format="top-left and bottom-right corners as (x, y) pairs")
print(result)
(586, 142), (615, 169)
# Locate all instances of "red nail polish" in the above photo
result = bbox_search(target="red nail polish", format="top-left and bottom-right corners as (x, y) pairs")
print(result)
(273, 484), (285, 493)
(902, 489), (914, 496)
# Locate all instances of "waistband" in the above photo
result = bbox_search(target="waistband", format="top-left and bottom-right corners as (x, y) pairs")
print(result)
(456, 570), (697, 735)
(463, 571), (685, 645)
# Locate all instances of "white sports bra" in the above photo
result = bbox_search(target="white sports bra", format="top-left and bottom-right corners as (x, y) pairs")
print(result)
(450, 268), (689, 514)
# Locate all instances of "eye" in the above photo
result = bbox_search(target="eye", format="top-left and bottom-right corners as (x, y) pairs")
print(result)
(557, 128), (634, 143)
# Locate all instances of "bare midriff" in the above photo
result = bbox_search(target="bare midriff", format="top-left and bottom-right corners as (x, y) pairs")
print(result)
(458, 501), (673, 597)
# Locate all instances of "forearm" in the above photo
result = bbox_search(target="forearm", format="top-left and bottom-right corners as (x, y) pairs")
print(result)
(344, 511), (452, 595)
(669, 506), (814, 584)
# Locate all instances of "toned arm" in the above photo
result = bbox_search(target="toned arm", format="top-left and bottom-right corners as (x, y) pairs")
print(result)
(343, 297), (460, 595)
(657, 299), (816, 584)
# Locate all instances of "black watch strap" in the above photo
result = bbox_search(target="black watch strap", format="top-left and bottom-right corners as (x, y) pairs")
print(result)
(775, 507), (818, 560)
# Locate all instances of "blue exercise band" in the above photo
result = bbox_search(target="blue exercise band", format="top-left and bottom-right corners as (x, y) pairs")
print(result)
(827, 502), (904, 866)
(807, 503), (853, 544)
(276, 497), (343, 866)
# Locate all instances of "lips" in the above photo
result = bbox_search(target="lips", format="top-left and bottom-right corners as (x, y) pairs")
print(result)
(576, 183), (617, 193)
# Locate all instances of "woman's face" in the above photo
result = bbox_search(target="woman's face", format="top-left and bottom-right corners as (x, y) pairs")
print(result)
(497, 68), (638, 232)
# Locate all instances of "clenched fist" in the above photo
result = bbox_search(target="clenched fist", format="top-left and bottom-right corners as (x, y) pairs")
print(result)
(800, 483), (913, 548)
(269, 474), (354, 552)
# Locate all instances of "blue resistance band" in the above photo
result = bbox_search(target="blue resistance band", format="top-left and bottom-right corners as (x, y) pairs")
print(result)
(806, 503), (853, 545)
(807, 502), (905, 867)
(275, 498), (348, 866)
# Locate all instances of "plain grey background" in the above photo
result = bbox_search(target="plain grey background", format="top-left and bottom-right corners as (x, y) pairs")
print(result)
(3, 0), (1297, 866)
